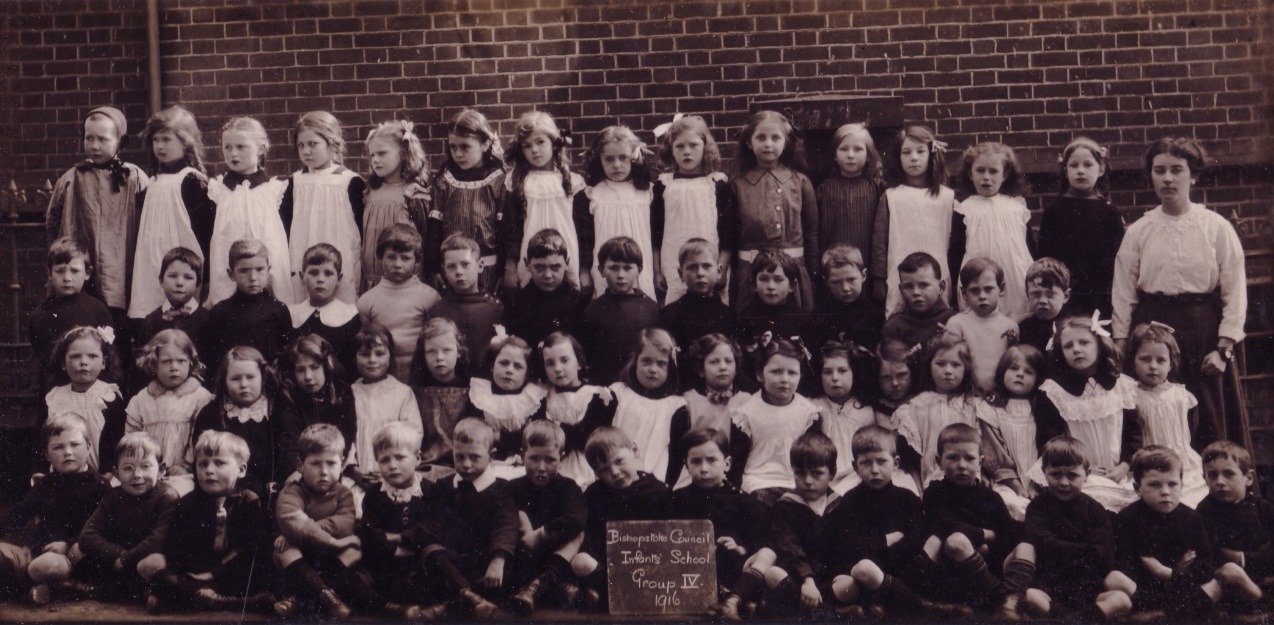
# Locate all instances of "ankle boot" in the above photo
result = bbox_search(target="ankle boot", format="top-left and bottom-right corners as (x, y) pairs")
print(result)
(510, 571), (550, 618)
(318, 587), (353, 619)
(383, 602), (421, 619)
(461, 588), (503, 620)
(417, 600), (450, 621)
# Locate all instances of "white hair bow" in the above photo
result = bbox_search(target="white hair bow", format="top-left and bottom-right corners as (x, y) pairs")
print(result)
(489, 324), (509, 349)
(96, 326), (115, 345)
(1089, 310), (1112, 339)
(653, 113), (685, 141)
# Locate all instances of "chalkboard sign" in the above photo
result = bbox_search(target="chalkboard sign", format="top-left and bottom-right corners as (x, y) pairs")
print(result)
(605, 520), (718, 616)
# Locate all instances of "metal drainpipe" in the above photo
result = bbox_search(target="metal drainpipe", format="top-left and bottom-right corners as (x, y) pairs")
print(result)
(147, 0), (161, 112)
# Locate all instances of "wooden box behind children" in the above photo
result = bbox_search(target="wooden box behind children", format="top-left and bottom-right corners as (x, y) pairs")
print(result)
(605, 520), (717, 616)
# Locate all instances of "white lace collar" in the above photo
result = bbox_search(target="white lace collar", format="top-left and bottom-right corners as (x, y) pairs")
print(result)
(1040, 374), (1137, 423)
(224, 397), (268, 423)
(381, 479), (423, 504)
(469, 379), (547, 430)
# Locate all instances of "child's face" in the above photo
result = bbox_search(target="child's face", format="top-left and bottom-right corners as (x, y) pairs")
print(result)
(939, 441), (981, 486)
(826, 263), (864, 304)
(854, 450), (898, 489)
(196, 449), (246, 496)
(748, 120), (787, 168)
(375, 444), (420, 490)
(423, 333), (460, 383)
(117, 451), (161, 497)
(156, 344), (192, 390)
(1203, 456), (1253, 504)
(46, 428), (90, 475)
(302, 261), (341, 306)
(1150, 153), (1195, 207)
(821, 355), (854, 404)
(878, 359), (913, 404)
(356, 341), (391, 382)
(898, 266), (944, 313)
(672, 132), (705, 175)
(962, 268), (1003, 318)
(367, 136), (403, 182)
(970, 152), (1006, 197)
(1136, 468), (1182, 514)
(221, 129), (261, 176)
(50, 256), (90, 297)
(685, 441), (730, 489)
(225, 358), (263, 407)
(635, 344), (670, 391)
(931, 348), (966, 394)
(229, 254), (270, 296)
(379, 249), (418, 284)
(1026, 279), (1069, 321)
(899, 137), (931, 185)
(1065, 147), (1104, 196)
(300, 448), (343, 493)
(1058, 327), (1100, 375)
(794, 464), (834, 502)
(595, 446), (641, 490)
(448, 133), (489, 171)
(1133, 340), (1172, 388)
(755, 265), (793, 306)
(680, 249), (720, 297)
(527, 254), (567, 292)
(296, 129), (334, 171)
(523, 443), (562, 487)
(521, 129), (554, 170)
(161, 260), (199, 308)
(601, 141), (634, 183)
(443, 248), (480, 294)
(64, 337), (105, 391)
(492, 344), (529, 392)
(152, 130), (185, 166)
(293, 354), (327, 395)
(602, 259), (640, 295)
(542, 342), (581, 388)
(1043, 463), (1088, 502)
(83, 116), (121, 165)
(453, 438), (492, 482)
(1002, 355), (1038, 397)
(701, 343), (736, 392)
(835, 133), (869, 178)
(760, 353), (801, 405)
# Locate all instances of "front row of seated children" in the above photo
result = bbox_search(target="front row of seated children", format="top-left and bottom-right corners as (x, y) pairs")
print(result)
(2, 408), (1272, 621)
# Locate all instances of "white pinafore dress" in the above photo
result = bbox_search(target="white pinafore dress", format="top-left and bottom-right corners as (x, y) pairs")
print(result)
(955, 194), (1034, 318)
(206, 175), (293, 307)
(883, 185), (955, 318)
(514, 171), (586, 287)
(610, 383), (686, 483)
(659, 172), (727, 306)
(129, 167), (203, 318)
(288, 166), (362, 304)
(589, 181), (656, 299)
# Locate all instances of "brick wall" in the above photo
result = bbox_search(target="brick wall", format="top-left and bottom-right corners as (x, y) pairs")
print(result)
(3, 0), (1271, 209)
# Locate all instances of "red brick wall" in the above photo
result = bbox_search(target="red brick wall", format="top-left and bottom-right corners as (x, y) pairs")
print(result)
(3, 0), (1271, 220)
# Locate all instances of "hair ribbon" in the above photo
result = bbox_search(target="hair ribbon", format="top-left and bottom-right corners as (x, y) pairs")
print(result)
(1147, 321), (1176, 334)
(1089, 310), (1112, 339)
(930, 140), (949, 154)
(96, 326), (115, 345)
(490, 324), (509, 349)
(631, 141), (654, 164)
(559, 128), (574, 146)
(653, 113), (685, 141)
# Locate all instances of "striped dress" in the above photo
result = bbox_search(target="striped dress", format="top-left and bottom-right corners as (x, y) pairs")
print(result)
(815, 174), (882, 260)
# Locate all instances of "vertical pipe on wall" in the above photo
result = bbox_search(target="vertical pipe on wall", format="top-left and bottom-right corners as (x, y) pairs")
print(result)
(146, 0), (161, 112)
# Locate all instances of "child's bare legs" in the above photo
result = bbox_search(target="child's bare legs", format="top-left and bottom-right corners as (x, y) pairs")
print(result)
(26, 542), (72, 604)
(713, 548), (774, 620)
(510, 530), (585, 616)
(1099, 571), (1136, 619)
(832, 560), (883, 604)
(136, 554), (166, 581)
(998, 542), (1037, 616)
(1216, 562), (1264, 601)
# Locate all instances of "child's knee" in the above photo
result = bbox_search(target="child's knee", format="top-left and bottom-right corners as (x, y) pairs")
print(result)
(831, 575), (857, 603)
(1023, 588), (1050, 616)
(744, 548), (776, 573)
(943, 533), (975, 560)
(763, 566), (789, 590)
(554, 532), (584, 559)
(67, 543), (84, 565)
(1096, 590), (1133, 617)
(849, 559), (883, 587)
(27, 552), (71, 581)
(570, 553), (597, 577)
(1105, 571), (1136, 596)
(136, 553), (166, 580)
(1011, 541), (1036, 563)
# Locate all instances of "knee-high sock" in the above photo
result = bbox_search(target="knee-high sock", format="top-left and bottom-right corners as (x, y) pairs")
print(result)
(1001, 559), (1036, 596)
(284, 559), (328, 596)
(424, 551), (471, 595)
(733, 569), (764, 601)
(952, 552), (1003, 603)
(326, 561), (386, 611)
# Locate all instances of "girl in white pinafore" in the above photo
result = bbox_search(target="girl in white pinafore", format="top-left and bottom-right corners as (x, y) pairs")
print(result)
(284, 111), (365, 304)
(951, 142), (1034, 318)
(129, 105), (214, 319)
(608, 329), (687, 484)
(587, 181), (656, 298)
(206, 116), (293, 307)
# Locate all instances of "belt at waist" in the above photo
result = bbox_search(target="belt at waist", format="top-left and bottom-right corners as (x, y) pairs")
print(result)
(738, 247), (804, 263)
(1136, 290), (1220, 305)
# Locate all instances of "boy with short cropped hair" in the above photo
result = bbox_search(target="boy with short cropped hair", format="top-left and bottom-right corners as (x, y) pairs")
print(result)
(413, 418), (518, 620)
(506, 421), (589, 616)
(424, 234), (504, 371)
(505, 228), (590, 349)
(1112, 446), (1264, 620)
(29, 238), (114, 397)
(72, 432), (178, 602)
(804, 244), (884, 352)
(1023, 435), (1127, 620)
(571, 426), (672, 610)
(1019, 258), (1072, 353)
(273, 423), (419, 620)
(0, 415), (111, 604)
(657, 238), (736, 349)
(880, 252), (954, 350)
(670, 427), (773, 621)
(580, 236), (660, 385)
(1198, 440), (1274, 584)
(289, 243), (361, 377)
(147, 430), (274, 614)
(201, 238), (295, 373)
(136, 247), (210, 362)
(357, 223), (442, 381)
(917, 423), (1026, 616)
